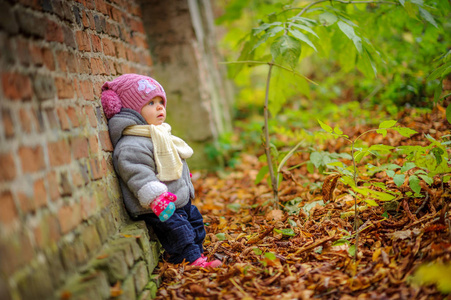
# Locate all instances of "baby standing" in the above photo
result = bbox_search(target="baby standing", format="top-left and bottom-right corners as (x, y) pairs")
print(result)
(101, 74), (221, 268)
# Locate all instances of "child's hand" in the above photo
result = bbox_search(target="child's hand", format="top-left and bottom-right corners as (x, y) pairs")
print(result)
(150, 192), (177, 222)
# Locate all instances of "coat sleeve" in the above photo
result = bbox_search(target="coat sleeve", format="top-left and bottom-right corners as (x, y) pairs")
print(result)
(114, 144), (167, 208)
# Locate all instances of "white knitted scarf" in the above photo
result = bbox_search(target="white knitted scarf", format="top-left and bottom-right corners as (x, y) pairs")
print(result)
(123, 123), (193, 181)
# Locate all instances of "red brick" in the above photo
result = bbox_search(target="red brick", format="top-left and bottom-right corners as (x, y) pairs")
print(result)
(58, 202), (81, 234)
(71, 168), (86, 188)
(30, 44), (44, 66)
(0, 153), (16, 181)
(47, 171), (60, 201)
(56, 107), (70, 130)
(2, 109), (15, 138)
(71, 136), (88, 159)
(144, 54), (153, 67)
(19, 108), (32, 133)
(55, 77), (75, 99)
(107, 5), (122, 22)
(45, 20), (64, 43)
(56, 50), (69, 72)
(95, 0), (108, 15)
(78, 56), (91, 74)
(129, 18), (144, 34)
(90, 57), (106, 75)
(93, 82), (103, 99)
(19, 145), (45, 173)
(91, 34), (101, 52)
(17, 38), (32, 66)
(67, 52), (79, 73)
(66, 106), (80, 128)
(84, 105), (97, 128)
(75, 31), (91, 52)
(88, 135), (99, 154)
(82, 9), (91, 28)
(0, 191), (18, 225)
(17, 191), (36, 214)
(114, 41), (126, 58)
(42, 47), (56, 71)
(1, 72), (32, 101)
(33, 178), (47, 208)
(102, 37), (115, 56)
(88, 157), (105, 180)
(79, 80), (94, 101)
(48, 140), (71, 167)
(99, 131), (113, 152)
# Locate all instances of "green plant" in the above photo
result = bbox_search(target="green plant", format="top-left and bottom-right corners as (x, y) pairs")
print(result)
(318, 119), (417, 258)
(220, 0), (449, 207)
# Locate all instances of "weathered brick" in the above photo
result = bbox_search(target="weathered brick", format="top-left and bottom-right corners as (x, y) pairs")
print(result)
(88, 157), (103, 180)
(0, 153), (16, 181)
(81, 9), (91, 29)
(19, 145), (45, 173)
(91, 34), (102, 52)
(17, 190), (36, 214)
(90, 57), (106, 75)
(0, 231), (33, 274)
(45, 20), (64, 43)
(59, 171), (73, 197)
(47, 171), (60, 201)
(33, 73), (56, 101)
(88, 134), (99, 154)
(93, 14), (106, 33)
(85, 105), (97, 127)
(42, 47), (56, 70)
(115, 41), (126, 58)
(0, 276), (12, 300)
(1, 109), (15, 138)
(0, 191), (18, 226)
(58, 202), (81, 234)
(95, 0), (108, 15)
(80, 195), (97, 220)
(55, 77), (74, 99)
(78, 56), (91, 74)
(133, 261), (149, 293)
(79, 80), (94, 101)
(56, 106), (70, 130)
(0, 1), (18, 34)
(2, 72), (32, 101)
(15, 9), (46, 38)
(119, 274), (136, 300)
(66, 106), (80, 127)
(102, 37), (115, 56)
(33, 177), (47, 208)
(80, 224), (101, 255)
(33, 212), (61, 249)
(71, 136), (89, 159)
(62, 24), (77, 49)
(16, 37), (32, 66)
(16, 261), (54, 299)
(48, 139), (71, 167)
(75, 31), (91, 51)
(99, 130), (113, 152)
(19, 108), (33, 133)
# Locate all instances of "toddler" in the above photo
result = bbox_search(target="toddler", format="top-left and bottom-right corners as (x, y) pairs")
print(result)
(101, 73), (221, 268)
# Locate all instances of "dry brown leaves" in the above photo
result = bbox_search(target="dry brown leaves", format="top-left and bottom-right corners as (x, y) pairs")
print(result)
(154, 107), (451, 299)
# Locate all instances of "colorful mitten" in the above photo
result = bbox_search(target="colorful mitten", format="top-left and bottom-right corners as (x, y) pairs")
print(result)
(150, 192), (177, 222)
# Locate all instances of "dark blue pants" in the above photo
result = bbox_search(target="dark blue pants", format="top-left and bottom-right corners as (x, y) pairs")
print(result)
(140, 200), (206, 264)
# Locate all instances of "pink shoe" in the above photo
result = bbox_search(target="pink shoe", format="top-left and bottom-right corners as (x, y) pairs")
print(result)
(190, 256), (222, 268)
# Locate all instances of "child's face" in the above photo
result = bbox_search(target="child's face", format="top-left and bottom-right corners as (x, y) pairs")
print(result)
(141, 96), (166, 125)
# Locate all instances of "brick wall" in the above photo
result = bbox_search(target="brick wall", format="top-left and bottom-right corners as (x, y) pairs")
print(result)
(0, 0), (161, 299)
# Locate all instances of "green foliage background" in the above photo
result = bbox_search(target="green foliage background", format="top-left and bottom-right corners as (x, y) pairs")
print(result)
(215, 0), (451, 138)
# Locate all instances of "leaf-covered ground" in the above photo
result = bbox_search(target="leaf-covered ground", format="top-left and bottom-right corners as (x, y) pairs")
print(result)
(154, 106), (451, 299)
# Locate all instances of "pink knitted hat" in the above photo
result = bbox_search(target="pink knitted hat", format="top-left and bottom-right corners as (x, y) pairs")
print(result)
(101, 74), (167, 119)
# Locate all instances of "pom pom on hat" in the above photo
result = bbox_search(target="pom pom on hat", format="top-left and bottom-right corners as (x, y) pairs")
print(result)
(100, 74), (167, 119)
(101, 90), (122, 119)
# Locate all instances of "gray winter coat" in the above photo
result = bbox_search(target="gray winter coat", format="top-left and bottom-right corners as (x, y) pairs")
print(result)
(108, 108), (195, 218)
